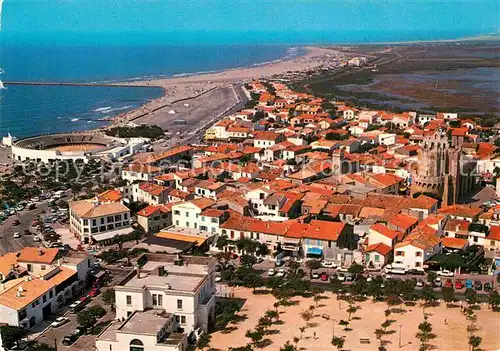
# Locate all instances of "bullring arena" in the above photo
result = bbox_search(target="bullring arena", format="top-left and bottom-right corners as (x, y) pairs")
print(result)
(11, 132), (124, 163)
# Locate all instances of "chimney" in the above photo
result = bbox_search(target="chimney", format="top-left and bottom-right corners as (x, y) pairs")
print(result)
(16, 291), (21, 298)
(18, 286), (23, 294)
(165, 283), (171, 289)
(38, 249), (44, 256)
(135, 264), (141, 279)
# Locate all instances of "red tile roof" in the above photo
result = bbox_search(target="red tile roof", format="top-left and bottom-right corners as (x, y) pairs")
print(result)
(370, 223), (400, 240)
(365, 243), (392, 256)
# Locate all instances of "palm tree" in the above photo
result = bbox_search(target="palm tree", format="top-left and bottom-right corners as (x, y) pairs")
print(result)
(293, 336), (300, 349)
(265, 310), (279, 323)
(273, 301), (281, 314)
(245, 329), (264, 348)
(468, 335), (482, 351)
(416, 315), (434, 351)
(313, 295), (322, 308)
(346, 305), (358, 321)
(331, 336), (345, 351)
(299, 326), (306, 339)
(280, 341), (297, 351)
(300, 310), (313, 328)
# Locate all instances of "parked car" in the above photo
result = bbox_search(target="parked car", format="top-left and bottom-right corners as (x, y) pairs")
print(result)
(12, 220), (20, 226)
(484, 282), (492, 291)
(62, 327), (86, 346)
(321, 261), (336, 268)
(444, 279), (453, 288)
(455, 280), (464, 289)
(407, 268), (425, 276)
(345, 274), (354, 282)
(13, 232), (20, 239)
(51, 317), (69, 328)
(434, 278), (442, 287)
(255, 257), (264, 264)
(437, 269), (454, 277)
(89, 288), (100, 297)
(337, 273), (346, 282)
(465, 279), (473, 289)
(416, 279), (424, 287)
(474, 281), (482, 291)
(267, 268), (276, 277)
(320, 272), (329, 281)
(215, 275), (222, 282)
(277, 269), (286, 278)
(310, 271), (320, 279)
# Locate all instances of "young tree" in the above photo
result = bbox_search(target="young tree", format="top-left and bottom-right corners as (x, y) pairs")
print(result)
(465, 288), (477, 305)
(300, 309), (313, 328)
(488, 290), (500, 311)
(0, 326), (27, 349)
(468, 335), (482, 351)
(265, 309), (279, 323)
(299, 326), (306, 339)
(77, 310), (97, 330)
(331, 336), (345, 351)
(245, 329), (264, 348)
(293, 336), (300, 350)
(101, 289), (116, 309)
(416, 315), (434, 351)
(197, 334), (212, 351)
(280, 341), (297, 351)
(347, 305), (358, 321)
(442, 286), (455, 303)
(305, 259), (321, 274)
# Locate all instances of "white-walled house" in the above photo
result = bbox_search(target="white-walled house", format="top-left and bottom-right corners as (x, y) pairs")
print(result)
(171, 199), (216, 230)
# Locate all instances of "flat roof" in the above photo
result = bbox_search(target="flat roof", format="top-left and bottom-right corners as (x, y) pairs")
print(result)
(123, 272), (204, 293)
(119, 309), (172, 335)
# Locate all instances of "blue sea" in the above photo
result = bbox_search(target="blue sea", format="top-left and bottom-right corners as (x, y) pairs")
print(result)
(0, 43), (303, 138)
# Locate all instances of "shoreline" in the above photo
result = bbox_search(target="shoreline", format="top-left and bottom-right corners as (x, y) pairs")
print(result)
(104, 45), (344, 129)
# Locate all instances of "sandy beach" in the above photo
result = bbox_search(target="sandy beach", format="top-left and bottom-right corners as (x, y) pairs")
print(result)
(108, 46), (343, 127)
(210, 287), (500, 351)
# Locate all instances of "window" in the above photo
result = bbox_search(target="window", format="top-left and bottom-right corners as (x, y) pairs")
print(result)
(415, 252), (422, 257)
(158, 294), (163, 306)
(177, 299), (183, 309)
(200, 226), (208, 231)
(27, 264), (33, 272)
(126, 295), (132, 306)
(124, 213), (128, 220)
(92, 219), (97, 226)
(176, 220), (179, 226)
(374, 255), (380, 262)
(185, 212), (189, 217)
(18, 309), (27, 320)
(100, 218), (105, 225)
(107, 216), (114, 223)
(49, 290), (53, 298)
(181, 316), (186, 324)
(43, 295), (47, 303)
(396, 251), (404, 257)
(152, 294), (158, 306)
(41, 265), (46, 270)
(211, 218), (217, 223)
(83, 219), (88, 225)
(115, 215), (122, 221)
(174, 210), (180, 215)
(129, 339), (144, 351)
(415, 262), (422, 267)
(99, 226), (106, 232)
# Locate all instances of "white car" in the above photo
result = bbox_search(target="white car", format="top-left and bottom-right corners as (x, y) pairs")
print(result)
(311, 272), (320, 279)
(69, 300), (82, 309)
(267, 268), (276, 276)
(33, 236), (41, 242)
(321, 261), (336, 268)
(13, 232), (20, 239)
(215, 275), (222, 282)
(276, 269), (286, 277)
(51, 317), (69, 328)
(337, 273), (346, 282)
(437, 269), (454, 277)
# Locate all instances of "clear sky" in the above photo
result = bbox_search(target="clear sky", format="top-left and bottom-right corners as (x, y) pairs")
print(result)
(2, 0), (499, 43)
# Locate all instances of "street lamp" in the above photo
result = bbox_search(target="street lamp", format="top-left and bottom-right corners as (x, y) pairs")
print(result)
(399, 324), (403, 348)
(333, 319), (337, 337)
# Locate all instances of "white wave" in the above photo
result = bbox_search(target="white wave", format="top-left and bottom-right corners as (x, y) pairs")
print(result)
(0, 80), (5, 90)
(93, 106), (112, 112)
(71, 118), (80, 122)
(100, 105), (133, 114)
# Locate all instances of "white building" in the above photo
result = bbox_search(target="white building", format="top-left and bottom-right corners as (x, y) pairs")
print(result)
(96, 254), (217, 351)
(172, 199), (216, 230)
(69, 198), (132, 244)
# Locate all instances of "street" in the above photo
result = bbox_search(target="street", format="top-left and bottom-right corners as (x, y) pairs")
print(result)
(33, 267), (132, 350)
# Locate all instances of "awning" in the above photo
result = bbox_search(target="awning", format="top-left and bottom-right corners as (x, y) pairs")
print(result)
(307, 247), (323, 256)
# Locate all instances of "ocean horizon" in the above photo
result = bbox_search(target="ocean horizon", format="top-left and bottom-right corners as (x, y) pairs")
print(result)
(0, 30), (497, 138)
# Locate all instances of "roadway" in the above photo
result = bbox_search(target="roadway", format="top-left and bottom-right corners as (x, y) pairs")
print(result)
(34, 267), (133, 350)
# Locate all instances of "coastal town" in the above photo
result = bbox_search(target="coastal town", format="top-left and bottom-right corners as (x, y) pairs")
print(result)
(0, 73), (499, 351)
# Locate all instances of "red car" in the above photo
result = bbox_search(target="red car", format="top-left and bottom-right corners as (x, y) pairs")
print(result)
(455, 280), (464, 289)
(89, 288), (100, 297)
(444, 279), (453, 288)
(320, 272), (329, 281)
